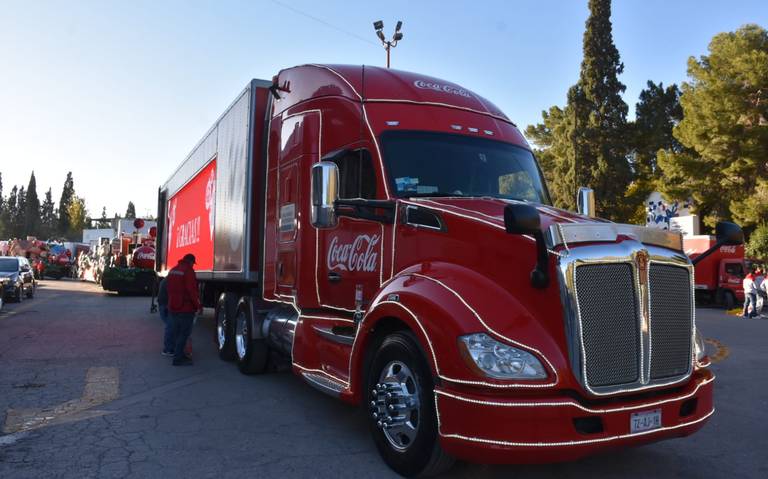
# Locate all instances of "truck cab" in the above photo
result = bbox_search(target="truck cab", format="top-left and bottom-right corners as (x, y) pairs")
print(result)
(158, 65), (719, 477)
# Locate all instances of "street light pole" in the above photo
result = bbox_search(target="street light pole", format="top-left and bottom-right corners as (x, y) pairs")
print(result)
(373, 20), (403, 68)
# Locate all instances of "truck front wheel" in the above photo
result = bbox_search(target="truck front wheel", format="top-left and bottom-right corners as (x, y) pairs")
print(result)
(235, 298), (269, 375)
(215, 293), (238, 361)
(366, 331), (454, 477)
(724, 291), (736, 309)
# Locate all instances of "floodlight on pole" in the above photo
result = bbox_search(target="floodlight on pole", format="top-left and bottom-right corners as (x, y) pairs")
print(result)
(372, 20), (404, 68)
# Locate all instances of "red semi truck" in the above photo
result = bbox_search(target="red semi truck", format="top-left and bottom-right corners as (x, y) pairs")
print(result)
(684, 235), (746, 309)
(157, 65), (718, 476)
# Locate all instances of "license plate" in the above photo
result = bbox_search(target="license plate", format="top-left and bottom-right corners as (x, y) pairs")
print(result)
(630, 409), (662, 433)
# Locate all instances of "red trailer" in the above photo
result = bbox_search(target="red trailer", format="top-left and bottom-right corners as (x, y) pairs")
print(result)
(684, 235), (746, 308)
(157, 65), (716, 476)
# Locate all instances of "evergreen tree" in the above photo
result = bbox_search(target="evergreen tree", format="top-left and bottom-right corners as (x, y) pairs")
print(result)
(14, 186), (26, 238)
(125, 201), (136, 219)
(40, 188), (57, 239)
(526, 0), (631, 220)
(657, 24), (768, 229)
(58, 172), (75, 236)
(97, 207), (110, 228)
(0, 172), (5, 238)
(624, 82), (685, 223)
(24, 172), (41, 237)
(5, 186), (18, 238)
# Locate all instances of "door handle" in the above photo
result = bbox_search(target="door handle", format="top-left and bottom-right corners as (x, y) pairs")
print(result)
(328, 271), (342, 283)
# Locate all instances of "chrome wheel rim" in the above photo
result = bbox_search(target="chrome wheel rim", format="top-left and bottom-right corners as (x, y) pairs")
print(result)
(235, 311), (248, 359)
(371, 361), (421, 451)
(216, 308), (227, 350)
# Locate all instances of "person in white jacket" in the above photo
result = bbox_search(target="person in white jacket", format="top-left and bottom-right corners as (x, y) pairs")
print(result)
(742, 272), (758, 318)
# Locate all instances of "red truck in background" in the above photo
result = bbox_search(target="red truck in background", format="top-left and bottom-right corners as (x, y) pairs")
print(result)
(156, 65), (729, 476)
(684, 235), (746, 309)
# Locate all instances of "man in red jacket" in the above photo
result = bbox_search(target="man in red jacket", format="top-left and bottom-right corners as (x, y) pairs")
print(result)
(167, 254), (201, 366)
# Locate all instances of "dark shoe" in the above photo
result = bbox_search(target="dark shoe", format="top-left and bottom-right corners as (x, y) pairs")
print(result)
(162, 350), (174, 357)
(172, 358), (193, 366)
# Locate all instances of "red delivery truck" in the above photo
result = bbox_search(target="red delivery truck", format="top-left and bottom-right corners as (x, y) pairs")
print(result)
(684, 235), (746, 308)
(157, 65), (730, 476)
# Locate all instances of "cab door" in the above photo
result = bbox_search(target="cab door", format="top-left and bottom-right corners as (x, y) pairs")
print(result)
(316, 148), (383, 312)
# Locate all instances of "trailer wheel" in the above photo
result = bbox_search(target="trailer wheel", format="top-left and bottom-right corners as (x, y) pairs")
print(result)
(235, 298), (269, 375)
(215, 293), (238, 361)
(366, 331), (454, 477)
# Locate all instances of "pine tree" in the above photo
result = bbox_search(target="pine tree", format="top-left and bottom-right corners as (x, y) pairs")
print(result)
(125, 201), (136, 219)
(526, 0), (631, 220)
(97, 207), (110, 228)
(58, 172), (75, 236)
(24, 172), (41, 237)
(40, 188), (57, 239)
(0, 174), (6, 239)
(624, 82), (685, 223)
(4, 186), (18, 238)
(0, 172), (5, 238)
(657, 24), (768, 230)
(14, 186), (26, 238)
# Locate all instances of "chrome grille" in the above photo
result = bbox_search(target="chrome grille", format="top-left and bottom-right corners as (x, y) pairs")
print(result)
(574, 263), (640, 387)
(649, 264), (693, 379)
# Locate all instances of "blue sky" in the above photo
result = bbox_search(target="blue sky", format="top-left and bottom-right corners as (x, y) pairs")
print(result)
(1, 0), (765, 219)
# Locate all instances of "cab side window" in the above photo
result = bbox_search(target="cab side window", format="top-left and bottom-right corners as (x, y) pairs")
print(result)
(725, 263), (743, 276)
(331, 149), (376, 199)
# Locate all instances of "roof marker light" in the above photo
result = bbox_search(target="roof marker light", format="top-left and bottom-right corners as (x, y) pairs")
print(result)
(385, 121), (400, 126)
(450, 124), (462, 130)
(484, 130), (494, 135)
(468, 127), (479, 133)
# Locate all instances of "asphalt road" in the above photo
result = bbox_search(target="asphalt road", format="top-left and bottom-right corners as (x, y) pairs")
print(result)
(0, 280), (765, 478)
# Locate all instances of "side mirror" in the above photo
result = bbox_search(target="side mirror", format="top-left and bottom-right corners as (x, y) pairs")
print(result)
(577, 187), (595, 217)
(715, 221), (744, 246)
(21, 265), (30, 272)
(503, 204), (549, 289)
(503, 203), (541, 235)
(311, 161), (339, 229)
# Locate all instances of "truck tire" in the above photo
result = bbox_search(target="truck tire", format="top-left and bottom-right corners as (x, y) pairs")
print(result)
(235, 298), (269, 375)
(215, 293), (238, 361)
(724, 291), (736, 310)
(366, 331), (454, 477)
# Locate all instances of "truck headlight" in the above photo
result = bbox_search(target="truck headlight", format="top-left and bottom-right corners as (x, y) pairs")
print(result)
(694, 329), (706, 362)
(458, 333), (547, 380)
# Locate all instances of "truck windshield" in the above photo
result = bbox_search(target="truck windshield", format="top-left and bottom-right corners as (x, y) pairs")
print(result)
(0, 258), (18, 272)
(380, 131), (550, 203)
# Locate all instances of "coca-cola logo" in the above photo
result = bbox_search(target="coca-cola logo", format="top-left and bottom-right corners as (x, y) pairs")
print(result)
(205, 169), (216, 241)
(135, 250), (155, 261)
(720, 245), (737, 254)
(327, 234), (380, 272)
(167, 199), (177, 249)
(413, 79), (471, 98)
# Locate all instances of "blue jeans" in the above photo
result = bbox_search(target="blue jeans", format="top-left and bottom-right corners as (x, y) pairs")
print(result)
(172, 312), (195, 361)
(159, 305), (174, 353)
(743, 293), (757, 317)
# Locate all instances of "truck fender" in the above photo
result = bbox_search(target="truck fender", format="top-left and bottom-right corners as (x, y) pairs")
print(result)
(348, 262), (566, 401)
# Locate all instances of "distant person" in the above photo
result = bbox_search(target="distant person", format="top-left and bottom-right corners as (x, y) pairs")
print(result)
(157, 277), (174, 356)
(742, 271), (757, 319)
(755, 269), (765, 314)
(167, 254), (201, 366)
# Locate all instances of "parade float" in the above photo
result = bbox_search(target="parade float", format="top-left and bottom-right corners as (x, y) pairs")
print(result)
(100, 220), (157, 295)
